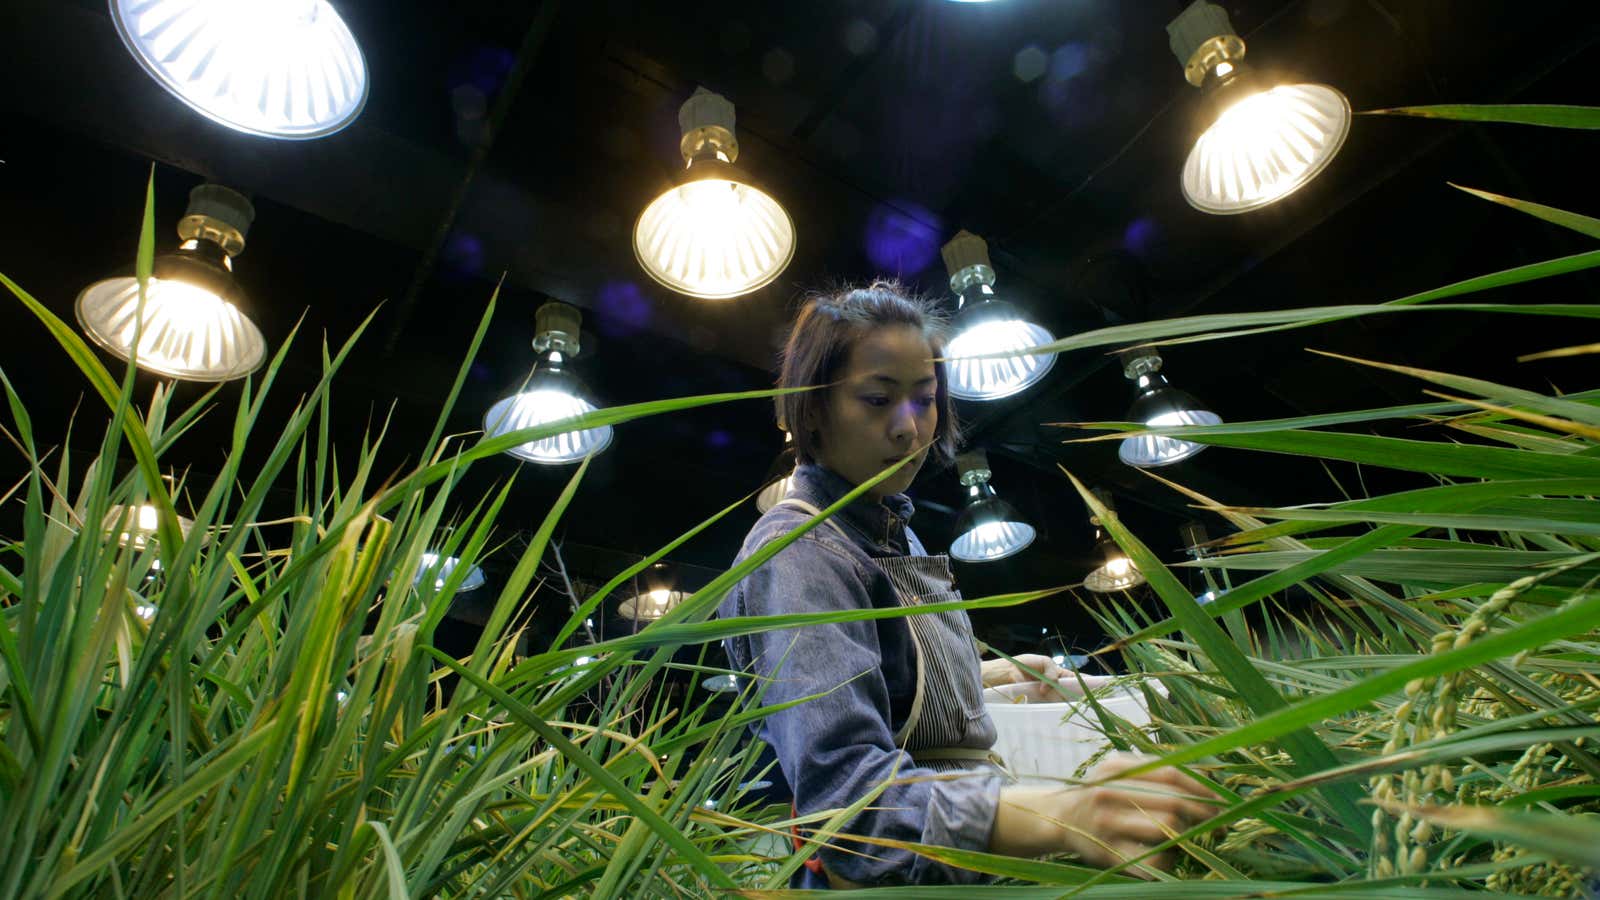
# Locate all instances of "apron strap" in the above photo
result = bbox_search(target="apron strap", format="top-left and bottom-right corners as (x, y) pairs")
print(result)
(772, 498), (849, 540)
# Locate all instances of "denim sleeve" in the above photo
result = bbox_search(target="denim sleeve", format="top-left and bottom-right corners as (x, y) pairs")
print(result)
(725, 533), (1000, 886)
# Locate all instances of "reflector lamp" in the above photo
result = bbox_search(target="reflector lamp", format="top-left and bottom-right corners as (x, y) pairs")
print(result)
(1083, 488), (1145, 593)
(484, 302), (613, 465)
(755, 433), (797, 513)
(940, 231), (1056, 400)
(110, 0), (368, 139)
(1117, 347), (1220, 468)
(414, 552), (486, 593)
(103, 503), (195, 551)
(619, 563), (683, 622)
(1167, 0), (1350, 214)
(634, 88), (795, 299)
(950, 450), (1035, 563)
(77, 184), (267, 381)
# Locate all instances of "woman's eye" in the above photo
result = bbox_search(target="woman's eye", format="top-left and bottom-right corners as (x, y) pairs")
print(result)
(861, 396), (890, 407)
(913, 395), (937, 409)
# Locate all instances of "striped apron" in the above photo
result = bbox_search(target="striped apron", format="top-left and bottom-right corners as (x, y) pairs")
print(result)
(776, 499), (1004, 888)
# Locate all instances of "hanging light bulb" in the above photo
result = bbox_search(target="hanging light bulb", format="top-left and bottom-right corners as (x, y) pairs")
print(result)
(77, 184), (267, 381)
(484, 301), (613, 465)
(103, 502), (195, 551)
(413, 552), (486, 593)
(1083, 488), (1145, 593)
(702, 674), (742, 693)
(940, 231), (1056, 401)
(634, 88), (796, 300)
(618, 562), (684, 622)
(1166, 0), (1350, 214)
(110, 0), (368, 140)
(103, 475), (199, 552)
(1117, 347), (1221, 468)
(755, 432), (798, 513)
(950, 450), (1035, 563)
(1181, 520), (1222, 605)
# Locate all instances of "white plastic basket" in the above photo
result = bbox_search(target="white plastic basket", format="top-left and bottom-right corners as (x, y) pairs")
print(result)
(982, 677), (1163, 782)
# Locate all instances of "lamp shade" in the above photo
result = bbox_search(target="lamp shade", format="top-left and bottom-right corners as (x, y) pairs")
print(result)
(634, 88), (794, 299)
(1182, 82), (1351, 215)
(485, 304), (612, 465)
(1084, 536), (1145, 593)
(619, 588), (685, 622)
(78, 184), (267, 381)
(755, 437), (798, 513)
(635, 168), (795, 300)
(484, 367), (613, 464)
(941, 231), (1055, 401)
(110, 0), (368, 139)
(945, 291), (1057, 401)
(413, 552), (485, 593)
(950, 451), (1035, 562)
(1117, 348), (1220, 468)
(1167, 1), (1349, 214)
(103, 503), (195, 550)
(76, 267), (266, 381)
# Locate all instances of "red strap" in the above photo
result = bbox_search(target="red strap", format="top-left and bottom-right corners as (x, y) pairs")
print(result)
(790, 802), (826, 874)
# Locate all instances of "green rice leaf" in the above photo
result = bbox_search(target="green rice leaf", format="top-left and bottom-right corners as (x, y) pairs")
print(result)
(1365, 103), (1600, 129)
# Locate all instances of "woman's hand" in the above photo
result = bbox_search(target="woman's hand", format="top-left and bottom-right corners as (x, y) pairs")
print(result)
(990, 753), (1216, 876)
(980, 653), (1062, 688)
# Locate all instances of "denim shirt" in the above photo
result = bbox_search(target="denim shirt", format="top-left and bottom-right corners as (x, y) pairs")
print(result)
(719, 463), (1001, 887)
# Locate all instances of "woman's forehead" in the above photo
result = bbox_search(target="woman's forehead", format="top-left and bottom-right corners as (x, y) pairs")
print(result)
(840, 325), (936, 380)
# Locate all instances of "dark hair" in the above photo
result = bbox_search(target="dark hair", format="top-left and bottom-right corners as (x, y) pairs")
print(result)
(776, 281), (962, 470)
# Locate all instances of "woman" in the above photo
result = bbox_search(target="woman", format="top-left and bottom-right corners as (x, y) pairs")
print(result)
(719, 284), (1213, 889)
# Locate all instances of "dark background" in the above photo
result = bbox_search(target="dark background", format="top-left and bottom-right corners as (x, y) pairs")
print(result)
(1, 0), (1597, 663)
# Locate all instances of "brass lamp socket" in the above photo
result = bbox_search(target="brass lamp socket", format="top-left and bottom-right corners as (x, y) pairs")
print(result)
(533, 301), (582, 356)
(955, 449), (992, 487)
(941, 230), (998, 296)
(1167, 0), (1247, 87)
(678, 87), (740, 164)
(177, 184), (254, 257)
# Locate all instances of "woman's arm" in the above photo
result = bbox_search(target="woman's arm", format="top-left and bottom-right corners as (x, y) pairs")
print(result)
(991, 755), (1215, 876)
(979, 652), (1062, 688)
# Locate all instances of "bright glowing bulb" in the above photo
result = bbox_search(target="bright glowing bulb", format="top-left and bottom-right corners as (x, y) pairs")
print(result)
(951, 520), (1036, 562)
(634, 177), (795, 300)
(1119, 408), (1223, 467)
(135, 603), (158, 620)
(1183, 83), (1350, 214)
(484, 389), (612, 465)
(76, 275), (266, 381)
(414, 552), (486, 593)
(1214, 61), (1234, 78)
(104, 503), (195, 550)
(110, 0), (368, 139)
(650, 589), (672, 606)
(945, 317), (1057, 400)
(1085, 551), (1145, 593)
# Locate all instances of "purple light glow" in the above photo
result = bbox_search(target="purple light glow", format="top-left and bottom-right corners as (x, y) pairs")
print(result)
(863, 203), (942, 277)
(444, 232), (485, 274)
(595, 281), (652, 339)
(1123, 217), (1158, 256)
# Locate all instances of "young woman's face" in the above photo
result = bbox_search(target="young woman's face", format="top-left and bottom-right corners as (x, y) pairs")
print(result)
(813, 324), (940, 499)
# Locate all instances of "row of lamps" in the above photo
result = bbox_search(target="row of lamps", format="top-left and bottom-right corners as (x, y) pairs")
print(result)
(90, 0), (1318, 589)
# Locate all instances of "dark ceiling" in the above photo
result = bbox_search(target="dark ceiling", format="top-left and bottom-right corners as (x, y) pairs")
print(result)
(2, 0), (1598, 655)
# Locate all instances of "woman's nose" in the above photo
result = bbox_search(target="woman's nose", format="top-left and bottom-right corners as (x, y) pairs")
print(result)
(889, 400), (922, 441)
